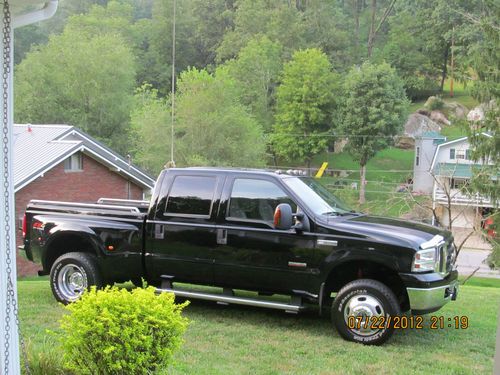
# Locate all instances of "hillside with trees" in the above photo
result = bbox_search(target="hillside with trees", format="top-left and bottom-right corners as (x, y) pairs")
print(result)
(13, 0), (498, 176)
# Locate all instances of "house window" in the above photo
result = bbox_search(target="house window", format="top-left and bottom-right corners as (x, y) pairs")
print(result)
(449, 148), (455, 159)
(64, 153), (83, 171)
(456, 149), (466, 160)
(465, 149), (471, 160)
(451, 178), (469, 189)
(415, 147), (420, 166)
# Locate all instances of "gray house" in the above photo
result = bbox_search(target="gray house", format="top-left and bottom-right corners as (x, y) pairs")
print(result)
(412, 131), (446, 194)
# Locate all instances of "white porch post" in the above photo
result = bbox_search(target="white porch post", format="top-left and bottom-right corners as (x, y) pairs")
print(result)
(0, 1), (59, 373)
(0, 4), (19, 372)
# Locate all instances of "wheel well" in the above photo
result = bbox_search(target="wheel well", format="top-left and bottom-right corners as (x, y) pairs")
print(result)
(44, 234), (97, 272)
(325, 261), (410, 312)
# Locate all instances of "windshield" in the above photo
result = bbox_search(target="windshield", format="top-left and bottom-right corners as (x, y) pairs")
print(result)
(283, 177), (353, 216)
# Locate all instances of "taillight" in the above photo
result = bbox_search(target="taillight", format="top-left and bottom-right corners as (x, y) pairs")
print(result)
(22, 214), (26, 238)
(32, 221), (43, 229)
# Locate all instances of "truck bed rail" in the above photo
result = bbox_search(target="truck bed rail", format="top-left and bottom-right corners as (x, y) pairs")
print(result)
(97, 197), (150, 208)
(28, 199), (141, 214)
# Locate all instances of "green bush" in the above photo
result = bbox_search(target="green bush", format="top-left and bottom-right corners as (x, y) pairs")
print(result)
(425, 95), (445, 111)
(59, 286), (189, 375)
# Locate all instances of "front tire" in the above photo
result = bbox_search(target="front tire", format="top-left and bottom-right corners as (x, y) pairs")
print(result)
(50, 252), (102, 304)
(331, 279), (400, 345)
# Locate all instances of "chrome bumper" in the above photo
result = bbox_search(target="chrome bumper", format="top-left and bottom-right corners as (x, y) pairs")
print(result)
(407, 280), (459, 313)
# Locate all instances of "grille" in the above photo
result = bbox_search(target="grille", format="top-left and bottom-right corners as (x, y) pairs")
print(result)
(438, 241), (455, 275)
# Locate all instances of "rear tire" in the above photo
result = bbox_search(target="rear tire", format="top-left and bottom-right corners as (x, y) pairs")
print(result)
(331, 279), (400, 345)
(50, 252), (102, 304)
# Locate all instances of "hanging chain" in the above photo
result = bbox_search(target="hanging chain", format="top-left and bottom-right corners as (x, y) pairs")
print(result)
(2, 1), (31, 373)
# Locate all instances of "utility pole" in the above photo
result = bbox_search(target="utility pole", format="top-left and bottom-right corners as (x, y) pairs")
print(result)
(450, 26), (454, 98)
(169, 0), (176, 167)
(127, 154), (131, 199)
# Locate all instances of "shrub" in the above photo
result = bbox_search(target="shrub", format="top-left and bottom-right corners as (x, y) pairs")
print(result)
(59, 286), (189, 375)
(25, 340), (67, 375)
(425, 95), (445, 111)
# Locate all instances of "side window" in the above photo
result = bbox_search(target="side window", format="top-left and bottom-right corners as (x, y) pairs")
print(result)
(228, 179), (296, 223)
(449, 148), (455, 160)
(165, 175), (217, 217)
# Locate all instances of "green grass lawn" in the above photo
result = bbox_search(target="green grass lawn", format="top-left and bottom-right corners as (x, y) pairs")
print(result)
(313, 148), (414, 182)
(18, 278), (500, 374)
(309, 147), (416, 217)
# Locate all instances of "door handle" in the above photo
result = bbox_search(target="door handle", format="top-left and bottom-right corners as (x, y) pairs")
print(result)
(154, 224), (164, 239)
(216, 228), (227, 245)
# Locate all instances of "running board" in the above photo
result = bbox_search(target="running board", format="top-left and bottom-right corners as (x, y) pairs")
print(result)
(156, 287), (304, 314)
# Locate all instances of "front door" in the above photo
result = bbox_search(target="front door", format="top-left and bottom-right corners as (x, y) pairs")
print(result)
(213, 176), (317, 294)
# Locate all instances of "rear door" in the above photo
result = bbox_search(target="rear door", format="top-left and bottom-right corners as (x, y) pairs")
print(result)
(145, 172), (224, 284)
(213, 175), (317, 293)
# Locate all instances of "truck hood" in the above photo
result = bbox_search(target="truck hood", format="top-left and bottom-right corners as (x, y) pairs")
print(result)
(323, 214), (450, 250)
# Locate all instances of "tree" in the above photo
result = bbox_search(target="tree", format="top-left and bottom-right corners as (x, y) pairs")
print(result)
(139, 0), (199, 94)
(190, 0), (235, 67)
(463, 2), (499, 267)
(271, 48), (339, 170)
(174, 67), (266, 167)
(14, 28), (136, 153)
(302, 1), (352, 70)
(374, 10), (439, 99)
(216, 0), (306, 62)
(130, 85), (172, 174)
(339, 62), (409, 203)
(225, 36), (283, 132)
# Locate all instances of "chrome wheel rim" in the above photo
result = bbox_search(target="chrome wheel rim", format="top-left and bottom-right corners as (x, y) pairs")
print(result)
(343, 294), (385, 336)
(57, 264), (88, 302)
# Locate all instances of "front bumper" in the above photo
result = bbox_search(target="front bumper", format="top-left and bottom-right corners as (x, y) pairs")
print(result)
(404, 271), (459, 314)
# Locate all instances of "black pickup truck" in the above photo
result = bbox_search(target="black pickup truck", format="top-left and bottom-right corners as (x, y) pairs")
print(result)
(22, 167), (458, 344)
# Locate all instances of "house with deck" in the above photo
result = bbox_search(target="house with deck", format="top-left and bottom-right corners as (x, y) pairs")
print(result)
(413, 133), (495, 229)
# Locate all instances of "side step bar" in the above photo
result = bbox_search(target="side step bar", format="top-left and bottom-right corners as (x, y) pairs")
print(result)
(156, 286), (304, 314)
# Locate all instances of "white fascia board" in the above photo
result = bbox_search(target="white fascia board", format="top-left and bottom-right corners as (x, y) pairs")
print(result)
(80, 147), (154, 189)
(430, 137), (469, 171)
(13, 1), (58, 29)
(65, 129), (155, 184)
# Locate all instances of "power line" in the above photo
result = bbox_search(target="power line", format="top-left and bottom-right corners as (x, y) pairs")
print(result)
(270, 166), (414, 173)
(266, 133), (466, 140)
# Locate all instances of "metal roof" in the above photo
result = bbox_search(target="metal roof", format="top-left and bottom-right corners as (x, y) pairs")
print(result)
(13, 124), (155, 192)
(433, 163), (476, 178)
(420, 131), (446, 139)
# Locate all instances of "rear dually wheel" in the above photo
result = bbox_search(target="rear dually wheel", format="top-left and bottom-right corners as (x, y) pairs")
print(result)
(50, 252), (102, 304)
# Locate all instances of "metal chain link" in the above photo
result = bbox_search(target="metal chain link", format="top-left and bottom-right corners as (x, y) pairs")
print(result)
(2, 1), (31, 373)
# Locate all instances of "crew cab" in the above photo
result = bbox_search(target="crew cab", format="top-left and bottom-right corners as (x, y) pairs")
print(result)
(22, 168), (459, 344)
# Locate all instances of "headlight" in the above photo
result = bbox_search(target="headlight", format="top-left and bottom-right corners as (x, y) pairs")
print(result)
(412, 248), (439, 272)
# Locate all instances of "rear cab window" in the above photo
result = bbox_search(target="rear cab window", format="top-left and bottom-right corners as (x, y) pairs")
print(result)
(164, 175), (219, 219)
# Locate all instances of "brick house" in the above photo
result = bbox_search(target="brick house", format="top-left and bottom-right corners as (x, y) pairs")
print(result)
(14, 124), (156, 275)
